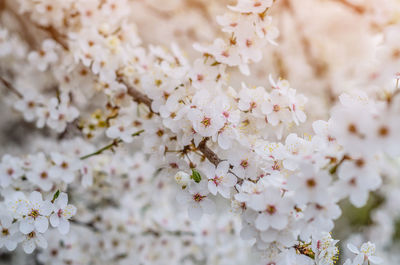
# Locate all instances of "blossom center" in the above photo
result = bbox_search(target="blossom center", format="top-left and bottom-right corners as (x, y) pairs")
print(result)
(347, 123), (357, 134)
(40, 171), (48, 179)
(7, 168), (14, 176)
(61, 162), (69, 169)
(249, 101), (257, 111)
(212, 175), (223, 186)
(57, 209), (63, 218)
(378, 126), (389, 137)
(193, 193), (206, 202)
(240, 159), (249, 169)
(201, 117), (211, 127)
(306, 178), (317, 188)
(266, 205), (276, 215)
(2, 228), (9, 236)
(29, 209), (40, 219)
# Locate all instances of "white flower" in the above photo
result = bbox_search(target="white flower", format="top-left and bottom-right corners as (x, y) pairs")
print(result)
(27, 39), (58, 71)
(287, 164), (332, 205)
(176, 180), (216, 220)
(0, 212), (22, 251)
(347, 242), (383, 265)
(0, 155), (23, 188)
(312, 233), (339, 265)
(21, 231), (48, 254)
(202, 161), (237, 198)
(247, 186), (293, 231)
(16, 191), (53, 235)
(25, 153), (55, 191)
(333, 157), (381, 208)
(49, 152), (81, 184)
(47, 96), (79, 133)
(187, 107), (224, 137)
(14, 93), (43, 122)
(50, 193), (77, 235)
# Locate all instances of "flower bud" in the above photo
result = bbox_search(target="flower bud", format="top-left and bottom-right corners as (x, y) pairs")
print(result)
(175, 171), (191, 188)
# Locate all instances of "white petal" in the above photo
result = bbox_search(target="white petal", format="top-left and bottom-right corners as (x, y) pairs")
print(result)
(218, 185), (231, 199)
(350, 190), (368, 208)
(22, 239), (36, 254)
(35, 233), (48, 249)
(50, 213), (60, 227)
(347, 243), (360, 254)
(255, 214), (270, 231)
(29, 191), (43, 205)
(270, 214), (287, 230)
(39, 201), (54, 216)
(353, 254), (364, 265)
(20, 219), (34, 234)
(208, 181), (218, 195)
(216, 161), (229, 175)
(5, 240), (18, 251)
(34, 216), (49, 233)
(56, 193), (68, 209)
(58, 219), (70, 235)
(63, 205), (77, 219)
(223, 173), (237, 187)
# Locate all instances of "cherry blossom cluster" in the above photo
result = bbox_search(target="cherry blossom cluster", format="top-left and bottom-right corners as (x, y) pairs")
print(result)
(1, 0), (400, 264)
(1, 190), (75, 254)
(194, 0), (279, 75)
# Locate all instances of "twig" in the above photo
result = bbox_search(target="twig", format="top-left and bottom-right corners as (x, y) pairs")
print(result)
(335, 0), (365, 14)
(0, 77), (23, 98)
(80, 129), (144, 160)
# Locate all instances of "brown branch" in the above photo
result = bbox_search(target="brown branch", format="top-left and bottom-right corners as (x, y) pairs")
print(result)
(2, 2), (38, 49)
(334, 0), (365, 14)
(0, 77), (23, 98)
(126, 85), (154, 112)
(197, 138), (222, 166)
(35, 25), (68, 50)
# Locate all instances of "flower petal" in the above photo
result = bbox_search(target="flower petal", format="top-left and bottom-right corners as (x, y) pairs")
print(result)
(58, 219), (70, 235)
(22, 239), (35, 254)
(20, 219), (35, 234)
(35, 216), (48, 233)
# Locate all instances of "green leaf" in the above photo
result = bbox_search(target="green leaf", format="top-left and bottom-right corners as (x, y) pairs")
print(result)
(191, 169), (202, 183)
(51, 190), (60, 203)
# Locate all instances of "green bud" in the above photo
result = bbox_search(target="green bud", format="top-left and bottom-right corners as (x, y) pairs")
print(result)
(191, 169), (202, 183)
